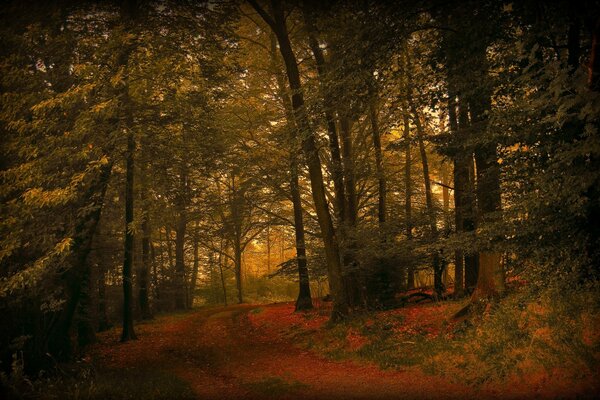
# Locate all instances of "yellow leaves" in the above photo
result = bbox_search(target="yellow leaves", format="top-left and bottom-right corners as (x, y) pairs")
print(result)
(111, 67), (125, 87)
(0, 236), (73, 298)
(55, 237), (73, 254)
(92, 99), (113, 113)
(22, 186), (74, 208)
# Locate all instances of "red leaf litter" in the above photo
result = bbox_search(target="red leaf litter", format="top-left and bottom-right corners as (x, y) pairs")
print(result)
(89, 301), (598, 399)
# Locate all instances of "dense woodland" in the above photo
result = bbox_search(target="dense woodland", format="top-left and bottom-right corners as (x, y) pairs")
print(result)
(1, 0), (599, 398)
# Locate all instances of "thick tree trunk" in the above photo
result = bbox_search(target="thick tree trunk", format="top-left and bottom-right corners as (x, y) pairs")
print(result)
(470, 51), (505, 301)
(456, 97), (479, 293)
(119, 0), (138, 344)
(251, 0), (348, 320)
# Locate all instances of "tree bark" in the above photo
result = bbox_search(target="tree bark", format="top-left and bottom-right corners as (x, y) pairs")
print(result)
(174, 169), (188, 310)
(403, 108), (414, 290)
(369, 100), (386, 225)
(269, 33), (313, 310)
(413, 109), (444, 297)
(470, 50), (505, 301)
(119, 0), (138, 345)
(303, 10), (346, 223)
(138, 165), (152, 319)
(188, 220), (200, 308)
(121, 121), (137, 342)
(447, 90), (464, 297)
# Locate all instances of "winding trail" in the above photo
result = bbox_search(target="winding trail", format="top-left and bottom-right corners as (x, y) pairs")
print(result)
(92, 304), (504, 399)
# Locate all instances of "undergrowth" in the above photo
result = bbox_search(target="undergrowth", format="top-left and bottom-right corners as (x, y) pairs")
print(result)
(302, 285), (600, 386)
(1, 362), (195, 400)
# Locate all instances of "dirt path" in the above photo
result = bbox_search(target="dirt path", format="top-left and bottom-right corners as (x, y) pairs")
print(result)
(92, 304), (500, 400)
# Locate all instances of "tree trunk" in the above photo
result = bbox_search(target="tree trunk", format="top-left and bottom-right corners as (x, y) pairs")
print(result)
(118, 0), (138, 345)
(97, 259), (110, 332)
(174, 203), (187, 309)
(269, 33), (313, 310)
(138, 167), (152, 319)
(339, 117), (358, 227)
(121, 124), (137, 342)
(470, 48), (505, 301)
(48, 161), (113, 358)
(218, 239), (228, 306)
(447, 91), (464, 297)
(369, 100), (386, 225)
(403, 108), (414, 290)
(457, 97), (479, 293)
(234, 240), (243, 304)
(251, 0), (348, 320)
(76, 259), (96, 348)
(188, 221), (200, 308)
(303, 10), (346, 223)
(413, 109), (444, 297)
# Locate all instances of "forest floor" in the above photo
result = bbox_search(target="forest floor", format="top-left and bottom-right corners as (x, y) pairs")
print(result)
(88, 299), (599, 400)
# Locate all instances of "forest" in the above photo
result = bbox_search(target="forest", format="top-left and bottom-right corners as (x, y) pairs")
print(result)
(1, 0), (599, 399)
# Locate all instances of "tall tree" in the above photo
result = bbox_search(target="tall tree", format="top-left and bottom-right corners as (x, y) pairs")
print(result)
(249, 0), (349, 320)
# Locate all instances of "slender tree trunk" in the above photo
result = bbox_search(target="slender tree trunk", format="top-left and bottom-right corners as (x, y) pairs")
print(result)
(251, 0), (348, 320)
(303, 11), (346, 223)
(339, 117), (358, 226)
(97, 259), (110, 332)
(121, 123), (137, 342)
(369, 100), (386, 226)
(118, 0), (138, 344)
(151, 240), (160, 310)
(403, 108), (414, 290)
(166, 225), (174, 270)
(188, 220), (200, 308)
(269, 33), (312, 310)
(456, 97), (479, 293)
(218, 239), (228, 306)
(174, 199), (187, 309)
(234, 239), (243, 304)
(413, 109), (444, 297)
(138, 166), (152, 319)
(77, 259), (97, 348)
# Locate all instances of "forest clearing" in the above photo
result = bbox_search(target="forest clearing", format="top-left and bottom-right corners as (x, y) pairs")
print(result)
(1, 0), (600, 399)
